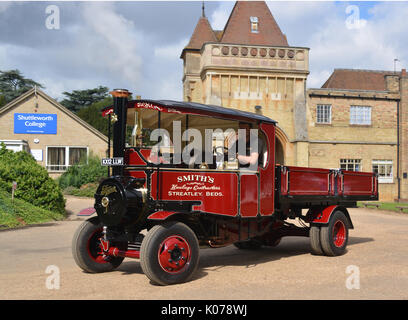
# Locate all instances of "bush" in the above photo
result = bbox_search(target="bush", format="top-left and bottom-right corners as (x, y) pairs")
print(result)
(62, 183), (98, 198)
(0, 144), (65, 214)
(58, 154), (107, 190)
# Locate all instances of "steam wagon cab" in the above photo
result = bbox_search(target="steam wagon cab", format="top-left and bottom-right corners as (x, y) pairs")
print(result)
(72, 89), (378, 285)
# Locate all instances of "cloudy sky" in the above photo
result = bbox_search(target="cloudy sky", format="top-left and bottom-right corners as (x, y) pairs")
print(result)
(1, 1), (407, 102)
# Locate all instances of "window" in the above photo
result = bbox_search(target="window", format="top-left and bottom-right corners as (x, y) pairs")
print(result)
(340, 159), (362, 172)
(350, 106), (371, 125)
(47, 147), (66, 171)
(250, 16), (259, 33)
(372, 160), (393, 183)
(316, 104), (331, 124)
(46, 146), (88, 171)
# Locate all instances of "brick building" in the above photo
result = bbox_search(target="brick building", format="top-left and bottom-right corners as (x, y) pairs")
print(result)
(308, 69), (406, 201)
(0, 88), (108, 178)
(181, 1), (408, 201)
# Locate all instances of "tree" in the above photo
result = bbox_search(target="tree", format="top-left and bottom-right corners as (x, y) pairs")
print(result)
(60, 86), (110, 113)
(0, 95), (5, 108)
(0, 69), (44, 105)
(77, 97), (113, 136)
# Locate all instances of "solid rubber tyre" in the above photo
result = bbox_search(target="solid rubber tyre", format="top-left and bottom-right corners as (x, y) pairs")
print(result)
(320, 211), (349, 256)
(72, 216), (125, 273)
(309, 225), (324, 255)
(140, 221), (200, 285)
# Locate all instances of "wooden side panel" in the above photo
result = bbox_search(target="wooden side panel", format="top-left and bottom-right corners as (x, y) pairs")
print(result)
(151, 171), (239, 216)
(240, 174), (258, 217)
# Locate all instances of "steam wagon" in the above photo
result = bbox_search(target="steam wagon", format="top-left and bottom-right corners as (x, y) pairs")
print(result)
(72, 89), (378, 285)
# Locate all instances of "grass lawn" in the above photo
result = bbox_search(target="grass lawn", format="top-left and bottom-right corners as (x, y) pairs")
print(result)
(357, 201), (408, 213)
(0, 190), (65, 229)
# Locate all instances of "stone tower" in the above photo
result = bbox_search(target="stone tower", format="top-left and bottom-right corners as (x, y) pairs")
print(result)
(181, 1), (310, 166)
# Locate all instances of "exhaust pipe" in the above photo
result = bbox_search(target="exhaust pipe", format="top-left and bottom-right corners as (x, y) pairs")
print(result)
(110, 89), (131, 176)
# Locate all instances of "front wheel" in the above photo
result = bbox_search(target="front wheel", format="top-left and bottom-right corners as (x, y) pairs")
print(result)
(72, 217), (126, 273)
(319, 211), (349, 256)
(140, 221), (199, 285)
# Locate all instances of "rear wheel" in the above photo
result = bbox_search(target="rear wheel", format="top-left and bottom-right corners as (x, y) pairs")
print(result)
(72, 217), (126, 273)
(140, 221), (199, 285)
(309, 225), (324, 255)
(320, 211), (349, 256)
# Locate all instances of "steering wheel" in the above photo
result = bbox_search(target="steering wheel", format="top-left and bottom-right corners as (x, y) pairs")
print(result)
(214, 146), (231, 162)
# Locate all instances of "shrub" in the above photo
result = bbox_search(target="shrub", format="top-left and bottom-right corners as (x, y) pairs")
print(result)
(58, 154), (107, 190)
(0, 144), (66, 214)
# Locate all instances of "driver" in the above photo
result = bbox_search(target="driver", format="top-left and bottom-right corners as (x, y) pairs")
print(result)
(228, 122), (264, 169)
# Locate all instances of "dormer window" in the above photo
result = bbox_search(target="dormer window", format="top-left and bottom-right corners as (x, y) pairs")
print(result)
(250, 16), (259, 33)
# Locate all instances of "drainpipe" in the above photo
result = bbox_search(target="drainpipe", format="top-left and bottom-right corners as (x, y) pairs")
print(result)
(397, 99), (400, 201)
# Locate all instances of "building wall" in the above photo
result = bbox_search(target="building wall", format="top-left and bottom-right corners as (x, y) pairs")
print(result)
(307, 93), (399, 201)
(0, 92), (107, 178)
(399, 74), (408, 200)
(182, 37), (406, 202)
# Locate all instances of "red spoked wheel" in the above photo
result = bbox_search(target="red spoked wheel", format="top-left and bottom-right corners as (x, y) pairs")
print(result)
(72, 217), (126, 273)
(320, 211), (349, 256)
(140, 222), (199, 285)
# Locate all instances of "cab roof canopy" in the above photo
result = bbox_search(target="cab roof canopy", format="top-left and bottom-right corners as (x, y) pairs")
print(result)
(103, 99), (277, 125)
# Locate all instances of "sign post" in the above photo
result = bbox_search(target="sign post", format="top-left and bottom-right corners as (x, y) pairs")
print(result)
(11, 181), (17, 214)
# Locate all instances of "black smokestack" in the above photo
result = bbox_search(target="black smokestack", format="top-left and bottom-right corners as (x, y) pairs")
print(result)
(110, 89), (131, 176)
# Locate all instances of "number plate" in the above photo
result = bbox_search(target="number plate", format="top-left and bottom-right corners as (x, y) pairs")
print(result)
(101, 157), (124, 166)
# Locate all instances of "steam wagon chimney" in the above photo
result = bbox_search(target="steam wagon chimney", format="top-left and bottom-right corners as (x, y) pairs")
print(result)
(110, 88), (131, 176)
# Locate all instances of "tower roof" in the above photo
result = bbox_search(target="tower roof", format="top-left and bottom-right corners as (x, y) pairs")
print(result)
(220, 1), (288, 46)
(183, 16), (218, 51)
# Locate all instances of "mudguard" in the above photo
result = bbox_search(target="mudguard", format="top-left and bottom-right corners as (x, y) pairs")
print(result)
(147, 211), (179, 221)
(307, 205), (354, 229)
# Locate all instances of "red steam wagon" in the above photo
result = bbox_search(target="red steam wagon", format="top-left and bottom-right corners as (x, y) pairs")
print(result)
(72, 89), (378, 285)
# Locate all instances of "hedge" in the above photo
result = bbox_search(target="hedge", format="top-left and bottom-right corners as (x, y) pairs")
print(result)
(58, 154), (107, 190)
(0, 144), (65, 214)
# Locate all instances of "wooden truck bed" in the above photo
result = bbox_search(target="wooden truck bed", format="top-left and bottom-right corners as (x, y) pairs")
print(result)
(276, 165), (378, 207)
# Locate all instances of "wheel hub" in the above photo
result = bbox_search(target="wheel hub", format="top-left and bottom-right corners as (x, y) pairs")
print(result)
(332, 220), (346, 247)
(158, 236), (190, 273)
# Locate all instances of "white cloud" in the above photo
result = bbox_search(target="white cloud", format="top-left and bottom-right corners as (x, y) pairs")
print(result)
(266, 2), (408, 88)
(78, 2), (144, 92)
(2, 1), (408, 101)
(209, 2), (234, 30)
(154, 38), (189, 60)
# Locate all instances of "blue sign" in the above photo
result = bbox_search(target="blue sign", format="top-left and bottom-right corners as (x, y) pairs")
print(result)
(14, 113), (57, 134)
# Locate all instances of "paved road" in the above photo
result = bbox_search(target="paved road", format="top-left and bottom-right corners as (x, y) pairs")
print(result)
(0, 196), (407, 300)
